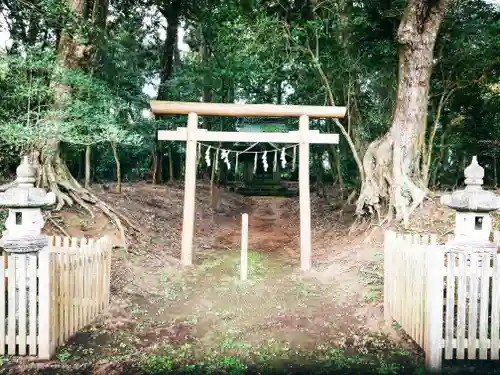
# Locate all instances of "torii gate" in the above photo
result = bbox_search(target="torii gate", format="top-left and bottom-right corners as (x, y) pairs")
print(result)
(150, 101), (346, 271)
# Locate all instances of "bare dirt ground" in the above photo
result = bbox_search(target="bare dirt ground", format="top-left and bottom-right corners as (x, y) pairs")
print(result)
(5, 182), (449, 374)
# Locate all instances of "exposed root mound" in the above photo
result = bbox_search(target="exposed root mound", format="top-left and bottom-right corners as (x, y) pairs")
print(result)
(355, 134), (426, 227)
(39, 151), (139, 245)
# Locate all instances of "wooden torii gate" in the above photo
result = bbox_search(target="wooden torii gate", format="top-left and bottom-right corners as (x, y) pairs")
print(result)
(150, 101), (346, 271)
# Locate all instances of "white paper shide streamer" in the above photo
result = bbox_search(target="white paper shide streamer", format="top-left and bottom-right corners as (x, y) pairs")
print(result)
(205, 146), (211, 167)
(221, 149), (231, 170)
(280, 148), (286, 168)
(197, 142), (300, 174)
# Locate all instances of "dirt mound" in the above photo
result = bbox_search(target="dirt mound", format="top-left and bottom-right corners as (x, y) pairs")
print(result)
(65, 181), (253, 253)
(216, 216), (298, 258)
(43, 181), (253, 296)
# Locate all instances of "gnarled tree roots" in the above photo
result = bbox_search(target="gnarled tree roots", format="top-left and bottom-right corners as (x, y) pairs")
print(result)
(355, 134), (427, 228)
(39, 152), (139, 247)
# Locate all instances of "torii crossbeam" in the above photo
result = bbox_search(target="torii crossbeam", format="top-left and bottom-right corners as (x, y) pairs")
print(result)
(151, 101), (346, 271)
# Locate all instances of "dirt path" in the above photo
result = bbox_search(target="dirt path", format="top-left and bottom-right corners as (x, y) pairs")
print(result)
(215, 197), (300, 264)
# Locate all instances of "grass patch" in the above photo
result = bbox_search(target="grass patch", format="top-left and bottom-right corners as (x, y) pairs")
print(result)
(136, 345), (422, 375)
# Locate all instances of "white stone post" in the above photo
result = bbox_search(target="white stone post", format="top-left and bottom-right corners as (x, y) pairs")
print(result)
(240, 213), (249, 281)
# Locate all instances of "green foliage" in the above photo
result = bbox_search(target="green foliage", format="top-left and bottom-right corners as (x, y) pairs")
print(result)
(0, 62), (142, 150)
(141, 355), (174, 374)
(0, 0), (498, 187)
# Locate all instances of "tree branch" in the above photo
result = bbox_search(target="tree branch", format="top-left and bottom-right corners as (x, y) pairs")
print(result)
(304, 39), (365, 184)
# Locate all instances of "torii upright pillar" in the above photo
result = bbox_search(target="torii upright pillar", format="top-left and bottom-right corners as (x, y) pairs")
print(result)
(151, 101), (346, 271)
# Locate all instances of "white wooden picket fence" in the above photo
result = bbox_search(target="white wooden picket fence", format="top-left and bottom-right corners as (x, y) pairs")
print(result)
(0, 236), (112, 358)
(384, 230), (500, 371)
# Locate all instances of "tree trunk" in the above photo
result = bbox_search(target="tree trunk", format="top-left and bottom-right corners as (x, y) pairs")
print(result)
(39, 0), (91, 209)
(91, 0), (109, 29)
(430, 123), (450, 188)
(356, 0), (451, 225)
(421, 88), (455, 186)
(168, 144), (174, 182)
(151, 146), (158, 184)
(200, 25), (213, 131)
(493, 154), (497, 188)
(110, 142), (121, 194)
(210, 145), (220, 197)
(334, 149), (344, 198)
(200, 26), (212, 105)
(454, 153), (466, 188)
(315, 153), (326, 197)
(152, 0), (181, 184)
(157, 0), (180, 100)
(85, 144), (91, 188)
(35, 0), (138, 240)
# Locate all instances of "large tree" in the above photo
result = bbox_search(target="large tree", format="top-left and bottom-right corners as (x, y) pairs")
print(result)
(356, 0), (453, 225)
(31, 0), (137, 233)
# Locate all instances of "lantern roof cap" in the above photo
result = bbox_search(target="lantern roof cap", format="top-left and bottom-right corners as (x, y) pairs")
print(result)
(441, 156), (500, 213)
(0, 156), (55, 208)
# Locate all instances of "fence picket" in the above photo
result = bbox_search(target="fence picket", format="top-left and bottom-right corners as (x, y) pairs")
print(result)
(445, 252), (455, 360)
(78, 242), (84, 331)
(53, 250), (60, 347)
(72, 240), (77, 334)
(83, 242), (89, 326)
(38, 250), (54, 359)
(79, 242), (84, 327)
(105, 238), (112, 308)
(384, 231), (392, 325)
(402, 234), (411, 330)
(0, 253), (5, 355)
(491, 254), (500, 360)
(57, 251), (64, 345)
(468, 255), (479, 360)
(28, 254), (37, 356)
(456, 252), (467, 359)
(416, 247), (425, 347)
(91, 239), (97, 318)
(7, 254), (16, 355)
(393, 234), (400, 325)
(96, 244), (102, 311)
(50, 252), (58, 348)
(90, 241), (96, 318)
(63, 238), (70, 341)
(425, 249), (444, 371)
(479, 253), (490, 359)
(17, 255), (27, 355)
(408, 245), (414, 339)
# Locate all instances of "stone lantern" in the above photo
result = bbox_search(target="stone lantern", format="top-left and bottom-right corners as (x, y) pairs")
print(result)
(0, 156), (56, 254)
(440, 156), (500, 251)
